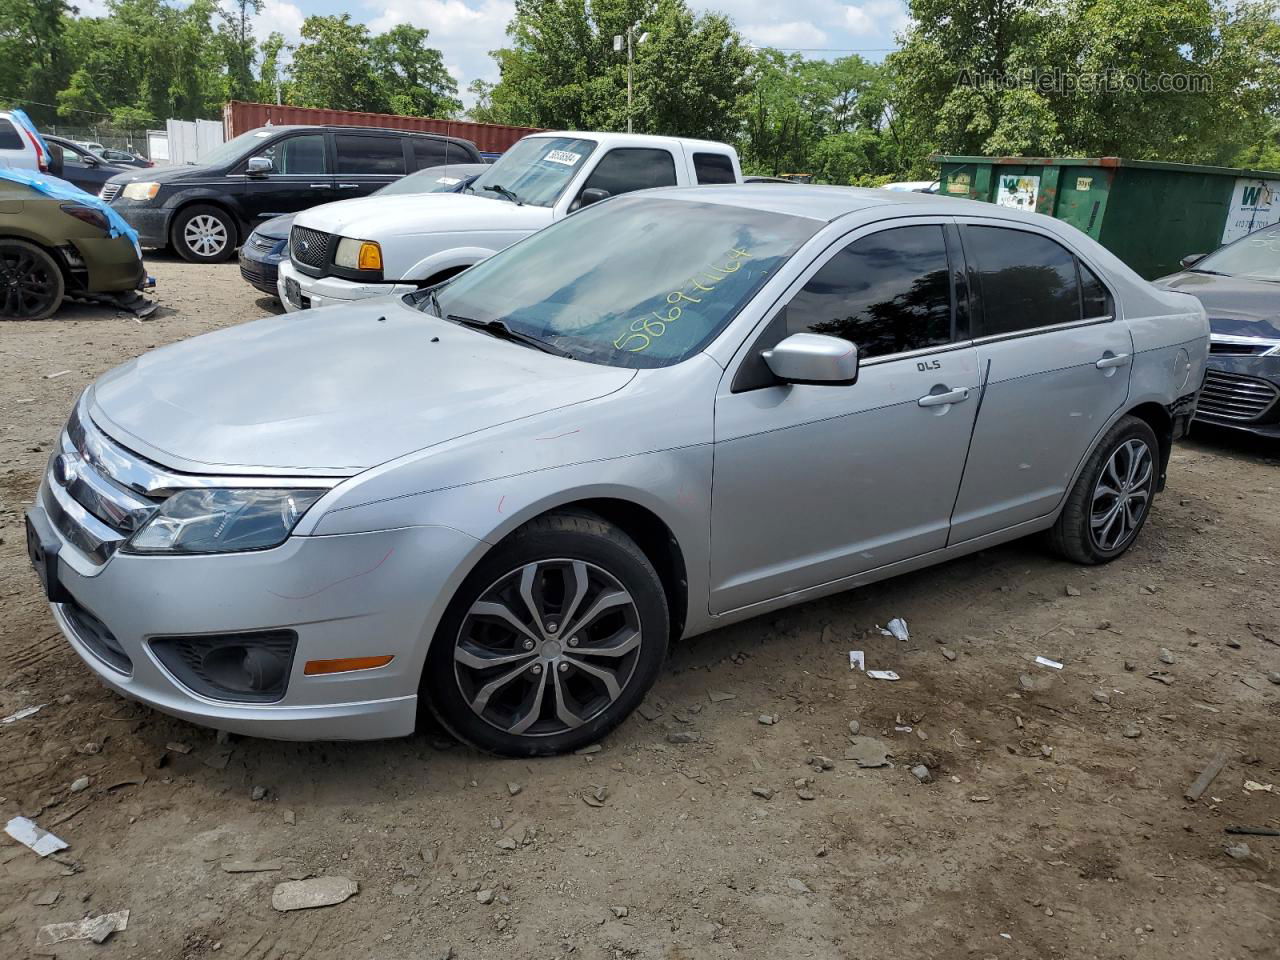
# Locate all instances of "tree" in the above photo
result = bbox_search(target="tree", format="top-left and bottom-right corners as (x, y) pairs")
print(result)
(218, 0), (262, 103)
(257, 31), (286, 104)
(288, 15), (387, 112)
(467, 79), (496, 121)
(0, 0), (75, 125)
(370, 23), (460, 117)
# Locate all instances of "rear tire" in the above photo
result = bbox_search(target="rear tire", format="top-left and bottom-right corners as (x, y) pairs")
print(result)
(422, 512), (669, 756)
(172, 204), (236, 263)
(1049, 415), (1158, 564)
(0, 239), (65, 320)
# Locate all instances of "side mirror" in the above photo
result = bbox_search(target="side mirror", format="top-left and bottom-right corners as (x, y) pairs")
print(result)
(1179, 253), (1206, 269)
(246, 156), (272, 177)
(579, 187), (610, 207)
(762, 333), (858, 385)
(46, 143), (64, 179)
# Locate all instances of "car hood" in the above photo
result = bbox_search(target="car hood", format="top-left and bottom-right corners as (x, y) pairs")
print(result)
(1153, 270), (1280, 337)
(87, 296), (634, 475)
(291, 191), (552, 240)
(105, 162), (217, 185)
(254, 213), (294, 241)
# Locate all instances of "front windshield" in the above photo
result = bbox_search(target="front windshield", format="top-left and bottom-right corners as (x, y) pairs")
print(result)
(425, 195), (820, 368)
(197, 128), (277, 168)
(377, 167), (472, 197)
(465, 137), (597, 208)
(1195, 222), (1280, 281)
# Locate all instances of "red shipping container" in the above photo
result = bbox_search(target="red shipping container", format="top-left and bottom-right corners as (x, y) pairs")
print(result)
(222, 101), (543, 154)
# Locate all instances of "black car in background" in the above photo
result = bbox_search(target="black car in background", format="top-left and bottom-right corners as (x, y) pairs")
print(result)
(43, 136), (132, 195)
(1155, 222), (1280, 439)
(239, 162), (488, 299)
(102, 124), (481, 263)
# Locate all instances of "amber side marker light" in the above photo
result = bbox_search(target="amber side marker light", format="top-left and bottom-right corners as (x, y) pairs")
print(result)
(304, 655), (395, 676)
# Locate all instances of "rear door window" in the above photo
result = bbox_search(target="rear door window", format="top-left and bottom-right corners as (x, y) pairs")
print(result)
(784, 224), (955, 358)
(335, 134), (407, 175)
(964, 226), (1085, 335)
(579, 148), (678, 198)
(693, 152), (736, 184)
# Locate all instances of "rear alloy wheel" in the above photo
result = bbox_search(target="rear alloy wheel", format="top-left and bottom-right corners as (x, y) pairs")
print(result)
(423, 513), (669, 756)
(1049, 415), (1158, 564)
(172, 204), (236, 263)
(0, 239), (65, 320)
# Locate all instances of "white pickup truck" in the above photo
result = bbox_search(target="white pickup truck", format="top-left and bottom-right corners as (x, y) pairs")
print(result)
(277, 131), (744, 311)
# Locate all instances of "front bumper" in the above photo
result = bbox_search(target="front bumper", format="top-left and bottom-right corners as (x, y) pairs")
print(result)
(27, 473), (484, 741)
(66, 235), (146, 293)
(277, 259), (417, 313)
(239, 247), (283, 297)
(1195, 355), (1280, 438)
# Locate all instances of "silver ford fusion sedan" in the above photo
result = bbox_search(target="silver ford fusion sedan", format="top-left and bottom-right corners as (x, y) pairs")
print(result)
(26, 185), (1208, 756)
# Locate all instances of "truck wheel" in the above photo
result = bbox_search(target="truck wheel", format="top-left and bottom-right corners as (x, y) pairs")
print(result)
(422, 512), (669, 756)
(1049, 415), (1158, 564)
(172, 204), (236, 263)
(0, 239), (65, 320)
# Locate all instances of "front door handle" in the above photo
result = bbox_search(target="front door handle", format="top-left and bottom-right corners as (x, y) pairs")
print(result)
(337, 183), (360, 189)
(918, 387), (970, 407)
(1095, 353), (1131, 369)
(308, 183), (331, 189)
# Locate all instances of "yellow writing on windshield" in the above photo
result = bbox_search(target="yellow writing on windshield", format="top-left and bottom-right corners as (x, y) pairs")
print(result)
(614, 247), (753, 353)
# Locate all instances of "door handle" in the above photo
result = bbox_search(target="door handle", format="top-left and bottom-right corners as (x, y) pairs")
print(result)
(308, 183), (331, 189)
(1095, 353), (1131, 369)
(337, 183), (360, 189)
(917, 387), (970, 407)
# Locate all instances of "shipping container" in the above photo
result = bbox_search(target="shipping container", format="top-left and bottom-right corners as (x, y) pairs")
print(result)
(222, 101), (543, 155)
(935, 155), (1280, 279)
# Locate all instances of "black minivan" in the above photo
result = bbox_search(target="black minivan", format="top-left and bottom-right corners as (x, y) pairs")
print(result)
(102, 125), (481, 263)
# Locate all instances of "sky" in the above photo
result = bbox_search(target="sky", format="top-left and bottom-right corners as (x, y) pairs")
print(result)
(87, 0), (912, 108)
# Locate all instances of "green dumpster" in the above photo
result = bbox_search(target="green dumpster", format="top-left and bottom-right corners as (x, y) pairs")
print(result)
(934, 155), (1280, 279)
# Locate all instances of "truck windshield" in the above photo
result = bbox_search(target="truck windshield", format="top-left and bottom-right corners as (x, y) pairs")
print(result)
(1193, 222), (1280, 282)
(421, 195), (820, 368)
(465, 137), (597, 208)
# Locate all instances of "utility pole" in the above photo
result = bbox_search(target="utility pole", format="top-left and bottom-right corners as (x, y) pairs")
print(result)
(614, 24), (649, 134)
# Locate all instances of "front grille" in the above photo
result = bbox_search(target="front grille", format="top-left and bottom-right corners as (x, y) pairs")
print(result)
(1210, 340), (1273, 356)
(42, 405), (165, 564)
(99, 183), (120, 202)
(249, 233), (279, 253)
(289, 225), (331, 271)
(1197, 369), (1280, 423)
(62, 598), (132, 674)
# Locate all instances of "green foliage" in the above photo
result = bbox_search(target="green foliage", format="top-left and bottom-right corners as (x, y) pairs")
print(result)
(0, 0), (74, 125)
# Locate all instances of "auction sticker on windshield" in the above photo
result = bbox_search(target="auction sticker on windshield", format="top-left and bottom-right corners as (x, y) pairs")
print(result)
(545, 150), (583, 166)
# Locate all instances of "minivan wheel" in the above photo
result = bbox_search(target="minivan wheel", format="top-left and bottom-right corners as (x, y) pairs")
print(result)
(172, 204), (236, 263)
(422, 513), (669, 756)
(0, 239), (65, 320)
(1049, 415), (1158, 565)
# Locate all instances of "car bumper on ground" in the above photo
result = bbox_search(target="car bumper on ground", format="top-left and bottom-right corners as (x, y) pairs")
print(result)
(1195, 355), (1280, 438)
(104, 198), (171, 249)
(277, 259), (418, 313)
(26, 471), (484, 741)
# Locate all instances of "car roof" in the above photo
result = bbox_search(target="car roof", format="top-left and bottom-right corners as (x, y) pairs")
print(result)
(248, 124), (474, 143)
(532, 130), (738, 152)
(638, 183), (993, 222)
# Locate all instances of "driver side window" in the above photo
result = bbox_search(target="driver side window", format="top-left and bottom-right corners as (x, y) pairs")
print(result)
(577, 148), (677, 202)
(252, 134), (327, 175)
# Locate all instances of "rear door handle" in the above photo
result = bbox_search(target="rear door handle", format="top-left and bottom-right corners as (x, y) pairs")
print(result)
(337, 183), (360, 189)
(918, 387), (970, 407)
(308, 183), (331, 189)
(1095, 353), (1131, 369)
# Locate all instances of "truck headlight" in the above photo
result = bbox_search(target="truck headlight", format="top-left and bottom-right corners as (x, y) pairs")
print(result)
(335, 237), (382, 271)
(121, 181), (160, 201)
(124, 488), (325, 555)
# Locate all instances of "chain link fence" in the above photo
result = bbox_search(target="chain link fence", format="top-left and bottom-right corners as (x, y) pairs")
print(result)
(40, 125), (155, 159)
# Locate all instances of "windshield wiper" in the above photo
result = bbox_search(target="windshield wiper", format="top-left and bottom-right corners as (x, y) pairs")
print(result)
(483, 183), (523, 206)
(447, 314), (572, 358)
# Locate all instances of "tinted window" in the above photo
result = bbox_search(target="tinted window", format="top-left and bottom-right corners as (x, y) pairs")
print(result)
(785, 225), (953, 359)
(1080, 261), (1110, 318)
(0, 120), (23, 150)
(966, 226), (1081, 335)
(335, 135), (406, 175)
(254, 134), (326, 175)
(694, 152), (736, 184)
(412, 138), (450, 169)
(580, 148), (677, 198)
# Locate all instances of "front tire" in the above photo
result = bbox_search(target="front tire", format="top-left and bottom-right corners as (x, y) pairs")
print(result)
(0, 239), (65, 320)
(422, 512), (669, 756)
(1049, 415), (1158, 564)
(172, 204), (236, 263)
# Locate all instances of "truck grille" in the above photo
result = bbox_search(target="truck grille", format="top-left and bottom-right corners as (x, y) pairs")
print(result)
(289, 225), (331, 271)
(99, 183), (121, 202)
(1197, 370), (1279, 423)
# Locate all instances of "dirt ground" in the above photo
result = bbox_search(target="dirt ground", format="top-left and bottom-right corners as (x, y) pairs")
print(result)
(0, 255), (1278, 960)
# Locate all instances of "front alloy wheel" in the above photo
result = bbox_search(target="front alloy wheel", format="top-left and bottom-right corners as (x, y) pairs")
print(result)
(423, 512), (669, 756)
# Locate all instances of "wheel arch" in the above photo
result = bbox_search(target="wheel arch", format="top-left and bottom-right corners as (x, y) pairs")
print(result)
(1124, 401), (1173, 491)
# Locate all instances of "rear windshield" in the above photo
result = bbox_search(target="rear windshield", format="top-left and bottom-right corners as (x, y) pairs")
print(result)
(425, 195), (820, 368)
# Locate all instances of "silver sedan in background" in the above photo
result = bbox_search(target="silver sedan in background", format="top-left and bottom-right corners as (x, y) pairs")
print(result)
(26, 186), (1208, 756)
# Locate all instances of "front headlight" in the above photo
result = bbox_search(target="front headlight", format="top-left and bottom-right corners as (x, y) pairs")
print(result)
(124, 488), (326, 555)
(334, 237), (383, 271)
(121, 181), (160, 201)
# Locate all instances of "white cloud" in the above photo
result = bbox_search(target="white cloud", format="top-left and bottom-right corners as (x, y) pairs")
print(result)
(741, 21), (828, 49)
(841, 1), (909, 36)
(255, 0), (307, 43)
